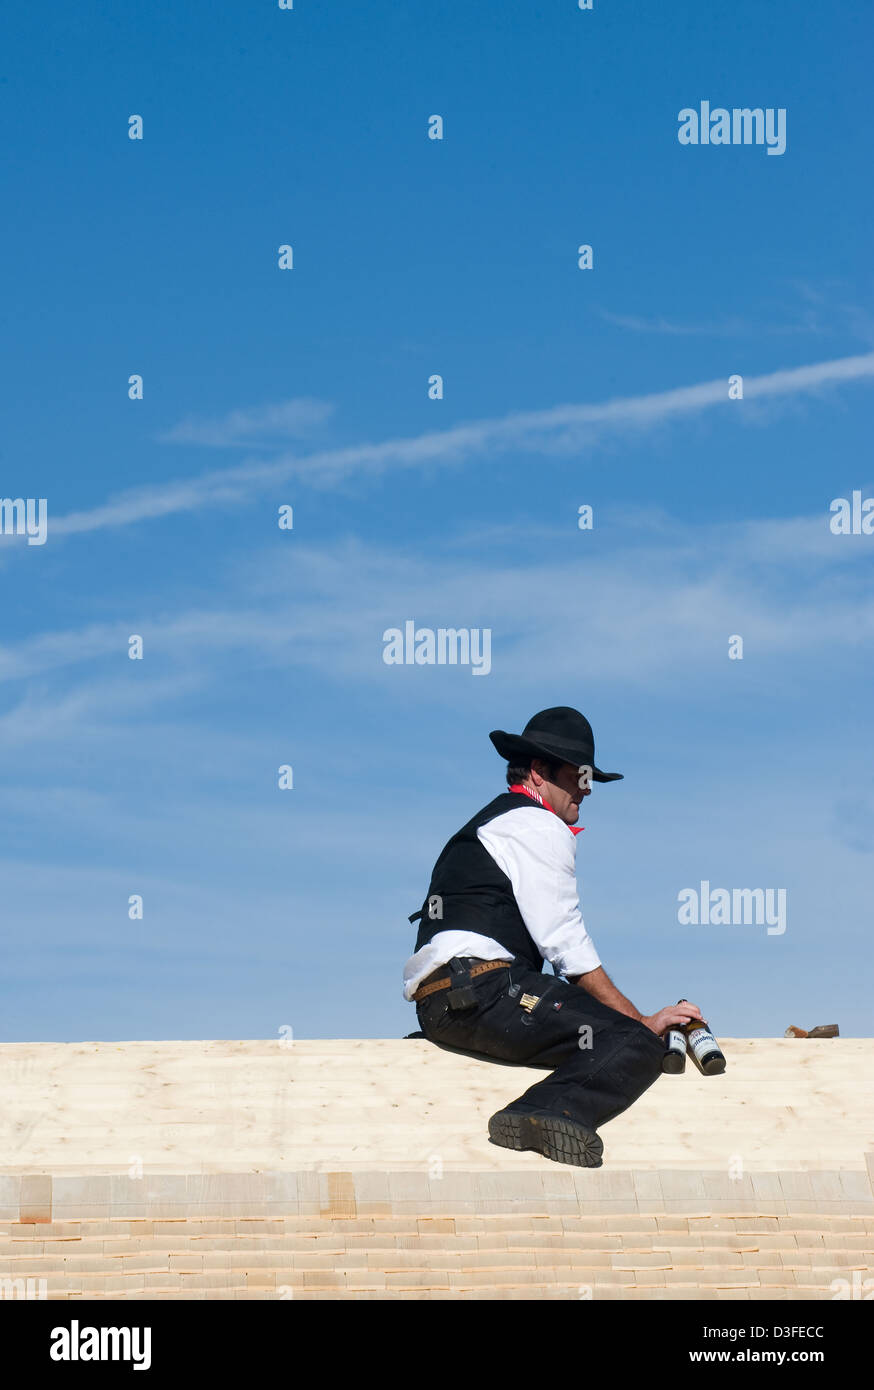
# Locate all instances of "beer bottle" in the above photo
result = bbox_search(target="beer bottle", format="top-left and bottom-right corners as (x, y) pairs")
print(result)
(679, 998), (726, 1075)
(661, 1026), (687, 1074)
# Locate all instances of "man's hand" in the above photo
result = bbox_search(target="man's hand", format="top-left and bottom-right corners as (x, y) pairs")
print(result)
(641, 1001), (704, 1036)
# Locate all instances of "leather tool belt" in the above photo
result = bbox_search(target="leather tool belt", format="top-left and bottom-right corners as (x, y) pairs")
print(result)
(413, 958), (511, 1003)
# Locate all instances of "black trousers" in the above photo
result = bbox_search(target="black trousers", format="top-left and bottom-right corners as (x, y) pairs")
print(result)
(415, 958), (665, 1131)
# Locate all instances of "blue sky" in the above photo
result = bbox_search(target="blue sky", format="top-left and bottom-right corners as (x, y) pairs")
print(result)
(1, 1), (872, 1042)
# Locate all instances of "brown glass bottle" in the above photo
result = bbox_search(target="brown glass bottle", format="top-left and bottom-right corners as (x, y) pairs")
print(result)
(661, 1026), (687, 1073)
(679, 998), (726, 1075)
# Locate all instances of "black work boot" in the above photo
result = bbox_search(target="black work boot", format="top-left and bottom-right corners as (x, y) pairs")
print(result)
(487, 1105), (604, 1168)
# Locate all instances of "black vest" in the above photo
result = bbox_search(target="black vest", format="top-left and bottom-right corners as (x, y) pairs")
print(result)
(410, 792), (552, 973)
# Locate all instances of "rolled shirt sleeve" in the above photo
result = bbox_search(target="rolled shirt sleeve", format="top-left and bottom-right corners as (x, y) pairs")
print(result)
(477, 806), (602, 978)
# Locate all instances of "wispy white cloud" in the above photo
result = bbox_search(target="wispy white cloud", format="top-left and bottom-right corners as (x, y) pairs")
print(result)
(596, 309), (832, 337)
(0, 622), (132, 683)
(599, 310), (755, 336)
(47, 353), (874, 539)
(158, 397), (334, 447)
(598, 281), (874, 341)
(0, 671), (207, 740)
(4, 503), (874, 728)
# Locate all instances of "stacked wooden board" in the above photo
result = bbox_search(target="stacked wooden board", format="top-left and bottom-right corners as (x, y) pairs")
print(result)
(1, 1038), (871, 1299)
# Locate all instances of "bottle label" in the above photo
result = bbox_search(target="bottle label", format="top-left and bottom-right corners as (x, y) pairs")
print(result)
(666, 1029), (687, 1052)
(687, 1026), (718, 1061)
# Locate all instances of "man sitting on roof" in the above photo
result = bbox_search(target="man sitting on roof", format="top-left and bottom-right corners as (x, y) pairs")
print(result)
(403, 706), (702, 1168)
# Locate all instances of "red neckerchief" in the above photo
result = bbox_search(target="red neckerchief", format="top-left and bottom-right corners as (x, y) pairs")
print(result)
(509, 783), (584, 835)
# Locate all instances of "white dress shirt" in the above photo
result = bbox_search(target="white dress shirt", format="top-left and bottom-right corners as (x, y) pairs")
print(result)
(403, 802), (602, 1000)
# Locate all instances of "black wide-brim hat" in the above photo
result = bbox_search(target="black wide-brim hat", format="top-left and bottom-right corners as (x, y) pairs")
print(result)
(489, 706), (623, 783)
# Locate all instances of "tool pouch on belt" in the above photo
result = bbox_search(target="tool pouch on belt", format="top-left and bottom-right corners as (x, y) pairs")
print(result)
(445, 957), (477, 1011)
